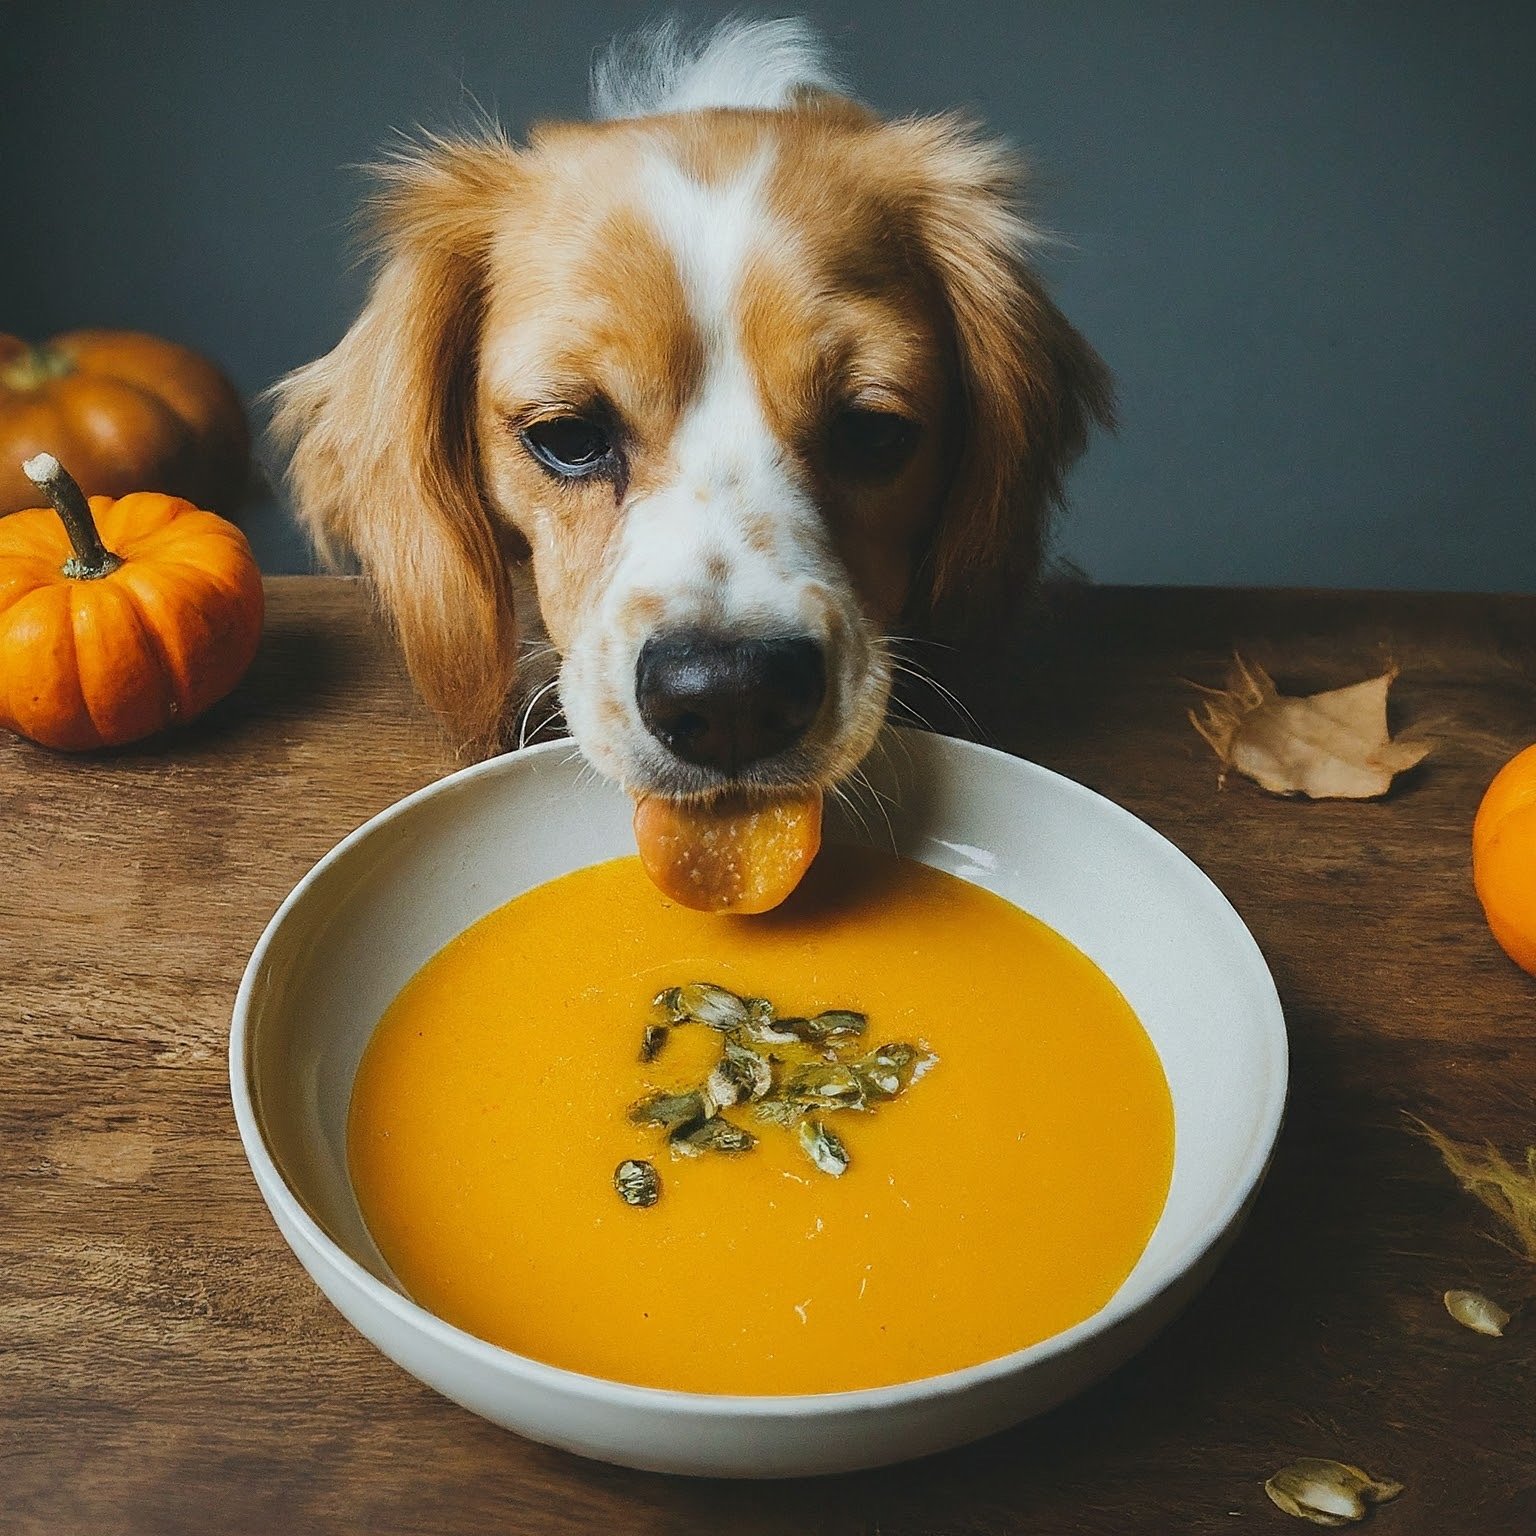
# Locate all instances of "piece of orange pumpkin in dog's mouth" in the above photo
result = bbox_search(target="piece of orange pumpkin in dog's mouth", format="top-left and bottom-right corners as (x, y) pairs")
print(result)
(632, 790), (823, 914)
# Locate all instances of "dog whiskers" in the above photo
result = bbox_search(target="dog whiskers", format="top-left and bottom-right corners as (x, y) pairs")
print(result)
(516, 677), (562, 750)
(559, 744), (601, 793)
(840, 764), (897, 852)
(886, 691), (938, 734)
(873, 721), (915, 781)
(882, 647), (984, 740)
(851, 761), (901, 822)
(827, 780), (871, 843)
(883, 631), (958, 656)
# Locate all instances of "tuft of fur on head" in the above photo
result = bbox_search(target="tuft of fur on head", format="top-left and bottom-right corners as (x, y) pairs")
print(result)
(591, 15), (845, 120)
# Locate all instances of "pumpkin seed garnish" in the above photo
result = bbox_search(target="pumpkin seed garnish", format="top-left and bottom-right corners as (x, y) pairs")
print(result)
(708, 1037), (773, 1108)
(703, 1065), (745, 1113)
(1443, 1288), (1511, 1337)
(759, 1009), (868, 1046)
(801, 1009), (867, 1042)
(733, 994), (802, 1044)
(1263, 1459), (1403, 1526)
(852, 1041), (935, 1101)
(622, 984), (934, 1189)
(614, 1158), (661, 1207)
(737, 1015), (801, 1045)
(651, 985), (685, 1022)
(798, 1118), (850, 1177)
(749, 1095), (809, 1129)
(778, 1060), (869, 1112)
(675, 981), (750, 1030)
(629, 1087), (708, 1131)
(672, 1116), (757, 1156)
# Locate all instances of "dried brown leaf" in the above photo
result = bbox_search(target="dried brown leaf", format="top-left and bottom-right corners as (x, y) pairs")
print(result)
(1411, 1118), (1536, 1264)
(1190, 656), (1431, 799)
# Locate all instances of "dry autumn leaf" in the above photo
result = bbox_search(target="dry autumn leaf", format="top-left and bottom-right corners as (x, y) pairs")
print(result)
(1412, 1118), (1536, 1264)
(1190, 656), (1432, 799)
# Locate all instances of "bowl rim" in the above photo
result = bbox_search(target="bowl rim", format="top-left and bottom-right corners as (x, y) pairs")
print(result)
(229, 730), (1287, 1418)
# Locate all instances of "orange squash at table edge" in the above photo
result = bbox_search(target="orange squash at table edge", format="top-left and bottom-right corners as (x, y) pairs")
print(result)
(1472, 742), (1536, 977)
(0, 454), (263, 750)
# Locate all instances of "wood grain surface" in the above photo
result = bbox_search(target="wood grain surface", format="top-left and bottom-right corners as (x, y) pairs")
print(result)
(3, 576), (1534, 1535)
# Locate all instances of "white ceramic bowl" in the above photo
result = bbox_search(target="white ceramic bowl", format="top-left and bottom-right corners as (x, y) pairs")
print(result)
(229, 728), (1286, 1478)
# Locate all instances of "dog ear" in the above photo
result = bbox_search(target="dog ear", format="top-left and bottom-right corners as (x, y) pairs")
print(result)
(883, 117), (1114, 617)
(271, 135), (522, 756)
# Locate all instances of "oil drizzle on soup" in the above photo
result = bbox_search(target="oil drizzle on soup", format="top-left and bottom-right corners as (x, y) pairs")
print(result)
(348, 846), (1174, 1395)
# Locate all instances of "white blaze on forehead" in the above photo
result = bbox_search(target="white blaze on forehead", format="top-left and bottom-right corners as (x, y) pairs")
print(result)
(608, 146), (832, 631)
(640, 147), (776, 338)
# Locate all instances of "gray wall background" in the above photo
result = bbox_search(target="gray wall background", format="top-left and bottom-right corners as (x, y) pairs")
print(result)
(4, 1), (1533, 588)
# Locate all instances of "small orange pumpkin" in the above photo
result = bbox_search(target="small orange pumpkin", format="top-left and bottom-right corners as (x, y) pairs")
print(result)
(0, 454), (263, 750)
(1472, 742), (1536, 977)
(0, 330), (250, 515)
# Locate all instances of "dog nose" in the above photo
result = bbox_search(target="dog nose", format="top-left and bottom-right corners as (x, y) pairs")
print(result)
(636, 632), (826, 773)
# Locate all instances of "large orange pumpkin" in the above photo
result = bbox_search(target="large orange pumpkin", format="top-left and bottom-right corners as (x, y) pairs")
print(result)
(0, 454), (263, 750)
(0, 330), (250, 515)
(1472, 742), (1536, 977)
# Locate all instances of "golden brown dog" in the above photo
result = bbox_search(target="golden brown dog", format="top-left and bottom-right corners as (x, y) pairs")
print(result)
(273, 18), (1111, 800)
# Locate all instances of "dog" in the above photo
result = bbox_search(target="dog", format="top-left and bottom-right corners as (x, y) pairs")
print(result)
(272, 17), (1111, 804)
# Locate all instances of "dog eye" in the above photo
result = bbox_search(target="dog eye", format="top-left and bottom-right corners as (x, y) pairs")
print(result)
(522, 416), (615, 478)
(828, 409), (920, 479)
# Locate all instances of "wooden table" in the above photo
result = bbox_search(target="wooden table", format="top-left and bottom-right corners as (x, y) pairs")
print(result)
(4, 578), (1534, 1535)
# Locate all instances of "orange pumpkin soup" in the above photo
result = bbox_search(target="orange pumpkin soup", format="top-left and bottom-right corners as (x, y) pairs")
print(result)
(348, 845), (1173, 1395)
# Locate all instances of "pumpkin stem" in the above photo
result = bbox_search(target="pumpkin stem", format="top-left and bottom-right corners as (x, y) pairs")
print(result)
(0, 342), (74, 392)
(21, 454), (124, 580)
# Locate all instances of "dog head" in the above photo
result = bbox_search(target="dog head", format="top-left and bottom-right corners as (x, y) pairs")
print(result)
(273, 19), (1111, 795)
